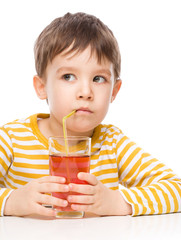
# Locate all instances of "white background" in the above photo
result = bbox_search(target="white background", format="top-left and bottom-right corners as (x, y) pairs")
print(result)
(0, 0), (181, 175)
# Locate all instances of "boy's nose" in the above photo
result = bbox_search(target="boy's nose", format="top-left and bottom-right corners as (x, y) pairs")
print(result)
(77, 81), (93, 100)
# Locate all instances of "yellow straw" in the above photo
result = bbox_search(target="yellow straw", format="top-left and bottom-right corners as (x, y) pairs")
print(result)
(62, 110), (76, 184)
(62, 110), (76, 156)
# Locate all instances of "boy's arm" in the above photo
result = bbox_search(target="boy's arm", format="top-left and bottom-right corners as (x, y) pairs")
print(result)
(0, 128), (14, 216)
(0, 128), (69, 217)
(116, 134), (181, 216)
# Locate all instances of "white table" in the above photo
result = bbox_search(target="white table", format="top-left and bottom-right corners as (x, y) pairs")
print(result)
(0, 213), (181, 240)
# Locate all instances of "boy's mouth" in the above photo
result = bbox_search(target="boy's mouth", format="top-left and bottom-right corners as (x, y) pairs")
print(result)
(76, 107), (93, 114)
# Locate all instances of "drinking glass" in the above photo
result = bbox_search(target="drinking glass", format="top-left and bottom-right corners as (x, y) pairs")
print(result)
(49, 136), (91, 218)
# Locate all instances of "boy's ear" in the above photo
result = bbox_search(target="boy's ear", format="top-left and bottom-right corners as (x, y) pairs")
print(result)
(33, 75), (47, 100)
(111, 79), (122, 103)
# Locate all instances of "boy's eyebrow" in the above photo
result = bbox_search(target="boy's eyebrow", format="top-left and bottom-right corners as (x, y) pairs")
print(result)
(56, 66), (112, 77)
(56, 66), (76, 74)
(96, 69), (112, 77)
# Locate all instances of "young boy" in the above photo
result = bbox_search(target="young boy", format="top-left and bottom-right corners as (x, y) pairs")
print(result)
(0, 12), (181, 217)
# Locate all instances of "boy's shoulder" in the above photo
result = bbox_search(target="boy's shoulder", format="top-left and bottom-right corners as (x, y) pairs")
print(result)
(2, 115), (32, 129)
(0, 116), (32, 143)
(0, 113), (45, 136)
(91, 123), (125, 151)
(93, 123), (124, 142)
(1, 113), (49, 130)
(98, 123), (123, 135)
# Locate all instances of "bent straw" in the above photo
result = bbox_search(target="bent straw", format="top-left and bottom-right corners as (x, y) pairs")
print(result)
(62, 110), (76, 183)
(62, 110), (76, 155)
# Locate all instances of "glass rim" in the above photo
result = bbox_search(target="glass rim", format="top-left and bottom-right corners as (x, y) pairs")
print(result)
(49, 136), (91, 140)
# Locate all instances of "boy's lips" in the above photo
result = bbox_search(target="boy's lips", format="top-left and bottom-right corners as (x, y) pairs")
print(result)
(75, 107), (93, 114)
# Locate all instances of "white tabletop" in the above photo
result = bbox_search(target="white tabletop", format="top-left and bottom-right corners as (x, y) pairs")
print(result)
(0, 213), (181, 240)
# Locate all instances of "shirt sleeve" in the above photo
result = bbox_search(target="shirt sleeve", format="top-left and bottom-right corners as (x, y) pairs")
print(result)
(116, 133), (181, 216)
(0, 127), (14, 216)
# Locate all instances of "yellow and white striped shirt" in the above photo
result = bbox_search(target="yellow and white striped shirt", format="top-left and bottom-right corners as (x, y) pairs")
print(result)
(0, 113), (181, 216)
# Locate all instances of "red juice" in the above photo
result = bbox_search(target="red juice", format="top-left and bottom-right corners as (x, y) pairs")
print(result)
(49, 154), (90, 211)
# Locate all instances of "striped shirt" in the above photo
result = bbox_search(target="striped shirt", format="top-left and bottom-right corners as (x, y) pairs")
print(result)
(0, 113), (181, 216)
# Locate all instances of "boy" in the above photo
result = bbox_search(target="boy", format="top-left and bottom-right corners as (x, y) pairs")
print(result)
(0, 12), (181, 217)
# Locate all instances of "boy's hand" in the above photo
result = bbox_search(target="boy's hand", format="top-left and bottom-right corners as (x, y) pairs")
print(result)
(4, 176), (69, 217)
(67, 173), (132, 216)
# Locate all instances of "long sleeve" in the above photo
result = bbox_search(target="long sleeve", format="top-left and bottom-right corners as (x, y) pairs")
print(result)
(0, 128), (14, 216)
(116, 134), (181, 216)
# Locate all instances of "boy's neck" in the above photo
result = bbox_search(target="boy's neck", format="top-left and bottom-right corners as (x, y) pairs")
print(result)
(37, 116), (94, 139)
(37, 118), (53, 139)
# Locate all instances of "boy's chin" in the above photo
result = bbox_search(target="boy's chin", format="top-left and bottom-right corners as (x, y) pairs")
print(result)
(68, 126), (95, 137)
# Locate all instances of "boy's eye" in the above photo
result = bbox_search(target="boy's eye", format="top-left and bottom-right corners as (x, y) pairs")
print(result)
(62, 74), (75, 81)
(93, 76), (106, 83)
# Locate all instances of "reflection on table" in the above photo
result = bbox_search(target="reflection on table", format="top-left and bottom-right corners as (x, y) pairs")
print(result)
(0, 212), (181, 240)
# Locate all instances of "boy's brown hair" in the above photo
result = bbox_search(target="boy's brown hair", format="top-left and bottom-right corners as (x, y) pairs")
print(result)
(34, 12), (121, 80)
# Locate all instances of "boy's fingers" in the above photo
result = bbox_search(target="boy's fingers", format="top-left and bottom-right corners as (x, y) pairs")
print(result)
(37, 193), (68, 207)
(68, 194), (95, 204)
(69, 183), (95, 195)
(38, 183), (69, 193)
(37, 176), (66, 184)
(35, 204), (55, 217)
(33, 204), (56, 217)
(77, 172), (98, 186)
(70, 203), (91, 212)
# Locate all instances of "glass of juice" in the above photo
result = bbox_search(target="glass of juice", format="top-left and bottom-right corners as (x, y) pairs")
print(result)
(49, 136), (91, 218)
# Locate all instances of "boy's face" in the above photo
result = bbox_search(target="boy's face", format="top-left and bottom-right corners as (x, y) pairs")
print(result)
(34, 46), (121, 137)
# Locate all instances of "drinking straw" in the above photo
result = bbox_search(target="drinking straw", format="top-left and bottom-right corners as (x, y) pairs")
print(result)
(62, 110), (76, 155)
(62, 110), (76, 184)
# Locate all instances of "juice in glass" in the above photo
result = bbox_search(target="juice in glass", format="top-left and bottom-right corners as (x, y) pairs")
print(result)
(49, 154), (90, 212)
(49, 136), (91, 218)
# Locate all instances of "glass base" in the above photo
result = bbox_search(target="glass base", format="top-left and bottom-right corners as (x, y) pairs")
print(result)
(55, 210), (84, 218)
